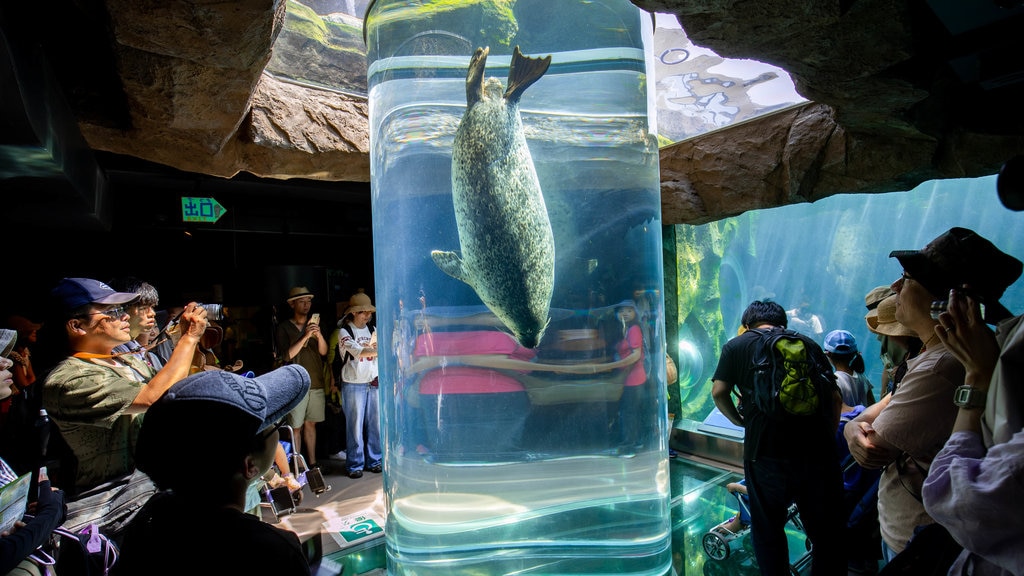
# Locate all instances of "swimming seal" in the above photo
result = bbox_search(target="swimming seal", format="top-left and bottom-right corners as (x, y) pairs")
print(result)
(432, 46), (554, 349)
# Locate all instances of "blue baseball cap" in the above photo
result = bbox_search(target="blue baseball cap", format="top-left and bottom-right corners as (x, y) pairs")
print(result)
(134, 365), (311, 488)
(823, 330), (857, 354)
(51, 277), (139, 316)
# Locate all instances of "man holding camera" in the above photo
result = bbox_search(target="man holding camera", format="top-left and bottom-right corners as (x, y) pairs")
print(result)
(41, 277), (210, 496)
(274, 286), (330, 473)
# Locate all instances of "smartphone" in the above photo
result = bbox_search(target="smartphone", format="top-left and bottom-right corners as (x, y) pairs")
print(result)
(931, 287), (986, 320)
(309, 313), (320, 325)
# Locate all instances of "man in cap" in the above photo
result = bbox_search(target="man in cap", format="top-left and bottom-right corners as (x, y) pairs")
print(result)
(338, 290), (380, 479)
(274, 286), (330, 473)
(844, 228), (1022, 563)
(921, 168), (1024, 576)
(42, 278), (210, 495)
(116, 365), (312, 575)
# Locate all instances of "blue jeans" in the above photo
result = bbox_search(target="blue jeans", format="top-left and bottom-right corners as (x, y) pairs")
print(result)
(342, 382), (382, 472)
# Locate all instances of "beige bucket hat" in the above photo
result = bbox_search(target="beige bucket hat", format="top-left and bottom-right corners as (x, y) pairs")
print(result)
(344, 290), (376, 316)
(865, 294), (916, 338)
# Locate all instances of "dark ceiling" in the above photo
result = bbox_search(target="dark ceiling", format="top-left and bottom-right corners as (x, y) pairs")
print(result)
(0, 6), (373, 309)
(4, 0), (1024, 311)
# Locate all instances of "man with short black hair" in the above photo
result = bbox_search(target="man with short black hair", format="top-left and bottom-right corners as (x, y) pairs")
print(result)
(711, 299), (846, 576)
(109, 276), (164, 371)
(42, 278), (209, 494)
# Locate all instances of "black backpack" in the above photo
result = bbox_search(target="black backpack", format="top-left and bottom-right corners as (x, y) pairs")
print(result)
(748, 327), (836, 421)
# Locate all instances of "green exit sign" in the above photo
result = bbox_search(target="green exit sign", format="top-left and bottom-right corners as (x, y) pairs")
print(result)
(181, 197), (226, 223)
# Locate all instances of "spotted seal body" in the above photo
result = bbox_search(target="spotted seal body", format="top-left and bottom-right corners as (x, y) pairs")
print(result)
(431, 46), (554, 349)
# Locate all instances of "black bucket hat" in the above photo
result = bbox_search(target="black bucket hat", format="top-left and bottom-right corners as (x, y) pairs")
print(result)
(890, 227), (1022, 324)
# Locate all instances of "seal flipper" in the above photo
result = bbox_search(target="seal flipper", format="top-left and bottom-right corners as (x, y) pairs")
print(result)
(431, 250), (472, 285)
(504, 45), (552, 103)
(466, 47), (490, 107)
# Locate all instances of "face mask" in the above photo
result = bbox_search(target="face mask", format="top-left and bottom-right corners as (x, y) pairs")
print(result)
(244, 474), (264, 513)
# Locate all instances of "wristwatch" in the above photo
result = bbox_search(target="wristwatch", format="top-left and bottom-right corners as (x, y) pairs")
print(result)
(953, 385), (987, 409)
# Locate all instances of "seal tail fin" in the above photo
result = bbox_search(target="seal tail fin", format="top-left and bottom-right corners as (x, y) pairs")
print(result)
(504, 45), (551, 103)
(466, 46), (490, 107)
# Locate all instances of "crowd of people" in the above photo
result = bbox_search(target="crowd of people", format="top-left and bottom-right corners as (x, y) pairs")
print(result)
(710, 179), (1023, 575)
(1, 181), (1022, 574)
(0, 280), (378, 575)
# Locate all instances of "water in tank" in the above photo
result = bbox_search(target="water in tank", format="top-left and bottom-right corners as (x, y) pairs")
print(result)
(364, 1), (672, 573)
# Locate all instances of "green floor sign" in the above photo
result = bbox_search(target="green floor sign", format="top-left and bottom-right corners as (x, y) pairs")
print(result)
(336, 513), (384, 543)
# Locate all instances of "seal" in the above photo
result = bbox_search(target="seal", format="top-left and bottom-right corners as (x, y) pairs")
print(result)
(432, 46), (554, 349)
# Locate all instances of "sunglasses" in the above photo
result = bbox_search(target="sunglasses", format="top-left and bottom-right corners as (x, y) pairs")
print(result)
(79, 306), (129, 321)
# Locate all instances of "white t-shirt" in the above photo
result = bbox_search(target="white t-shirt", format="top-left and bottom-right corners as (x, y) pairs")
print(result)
(338, 323), (378, 384)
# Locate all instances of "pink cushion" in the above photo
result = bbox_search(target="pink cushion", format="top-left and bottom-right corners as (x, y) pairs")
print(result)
(419, 366), (525, 394)
(414, 331), (537, 361)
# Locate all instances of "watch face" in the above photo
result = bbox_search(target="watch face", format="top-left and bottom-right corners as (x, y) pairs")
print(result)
(954, 386), (985, 408)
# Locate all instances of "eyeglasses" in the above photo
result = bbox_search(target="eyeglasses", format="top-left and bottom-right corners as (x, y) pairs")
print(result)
(80, 306), (129, 321)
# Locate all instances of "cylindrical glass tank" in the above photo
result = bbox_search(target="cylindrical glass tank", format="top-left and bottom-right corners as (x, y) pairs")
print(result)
(365, 1), (670, 574)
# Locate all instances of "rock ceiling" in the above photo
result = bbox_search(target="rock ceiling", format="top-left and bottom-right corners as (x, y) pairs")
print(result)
(5, 0), (1024, 226)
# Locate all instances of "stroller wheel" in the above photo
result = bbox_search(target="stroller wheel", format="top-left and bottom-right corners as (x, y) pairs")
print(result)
(702, 531), (731, 561)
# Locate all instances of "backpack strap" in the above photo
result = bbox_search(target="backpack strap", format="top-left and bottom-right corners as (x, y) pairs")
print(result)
(340, 324), (355, 363)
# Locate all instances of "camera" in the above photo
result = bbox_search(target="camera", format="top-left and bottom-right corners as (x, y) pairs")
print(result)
(197, 303), (224, 321)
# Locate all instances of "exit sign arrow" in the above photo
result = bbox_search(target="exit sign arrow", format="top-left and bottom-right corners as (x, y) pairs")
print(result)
(181, 197), (227, 223)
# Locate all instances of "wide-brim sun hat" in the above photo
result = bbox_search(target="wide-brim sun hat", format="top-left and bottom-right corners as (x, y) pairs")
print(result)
(890, 227), (1022, 324)
(865, 294), (917, 338)
(864, 285), (894, 311)
(344, 291), (376, 316)
(287, 286), (314, 302)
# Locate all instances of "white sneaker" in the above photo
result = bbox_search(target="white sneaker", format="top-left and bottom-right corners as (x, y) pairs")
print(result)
(331, 451), (347, 460)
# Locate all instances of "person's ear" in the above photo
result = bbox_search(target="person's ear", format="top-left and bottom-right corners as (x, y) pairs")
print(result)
(67, 318), (86, 335)
(242, 454), (261, 481)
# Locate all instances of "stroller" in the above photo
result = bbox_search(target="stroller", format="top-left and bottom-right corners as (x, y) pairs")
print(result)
(701, 480), (809, 575)
(261, 424), (332, 519)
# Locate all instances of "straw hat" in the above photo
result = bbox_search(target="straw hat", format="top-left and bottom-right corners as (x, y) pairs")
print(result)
(865, 294), (916, 338)
(864, 285), (894, 311)
(286, 286), (314, 302)
(344, 290), (376, 316)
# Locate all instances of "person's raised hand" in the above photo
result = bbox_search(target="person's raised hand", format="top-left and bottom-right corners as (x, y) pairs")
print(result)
(936, 287), (999, 389)
(178, 302), (210, 340)
(305, 322), (321, 339)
